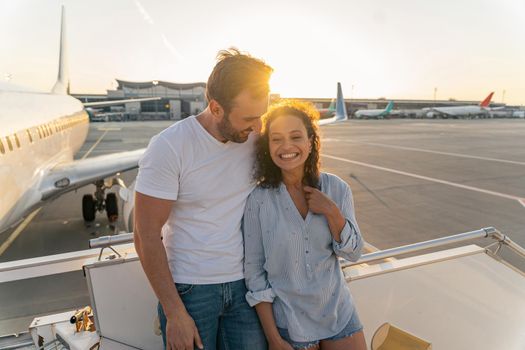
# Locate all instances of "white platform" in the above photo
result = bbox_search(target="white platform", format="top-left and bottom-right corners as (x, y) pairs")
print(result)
(346, 245), (525, 349)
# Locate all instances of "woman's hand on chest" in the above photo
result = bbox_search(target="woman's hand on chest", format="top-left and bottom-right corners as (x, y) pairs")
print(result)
(303, 186), (337, 217)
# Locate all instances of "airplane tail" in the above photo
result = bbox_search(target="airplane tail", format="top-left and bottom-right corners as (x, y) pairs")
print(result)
(51, 6), (69, 95)
(334, 82), (348, 122)
(384, 101), (394, 113)
(327, 99), (336, 112)
(479, 92), (494, 108)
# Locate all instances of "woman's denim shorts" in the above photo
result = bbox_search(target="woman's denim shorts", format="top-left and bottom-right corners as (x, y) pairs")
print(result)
(277, 311), (363, 350)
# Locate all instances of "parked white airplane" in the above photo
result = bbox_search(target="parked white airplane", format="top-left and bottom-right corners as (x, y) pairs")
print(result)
(0, 8), (158, 234)
(423, 92), (495, 118)
(355, 101), (394, 119)
(513, 110), (525, 118)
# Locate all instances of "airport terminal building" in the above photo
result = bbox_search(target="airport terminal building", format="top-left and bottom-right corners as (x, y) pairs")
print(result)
(105, 80), (207, 120)
(75, 81), (519, 121)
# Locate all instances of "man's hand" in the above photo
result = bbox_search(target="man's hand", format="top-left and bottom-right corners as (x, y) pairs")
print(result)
(303, 186), (337, 216)
(166, 310), (203, 350)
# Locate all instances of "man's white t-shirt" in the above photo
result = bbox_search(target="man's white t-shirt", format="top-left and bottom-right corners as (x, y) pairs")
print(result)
(135, 116), (256, 284)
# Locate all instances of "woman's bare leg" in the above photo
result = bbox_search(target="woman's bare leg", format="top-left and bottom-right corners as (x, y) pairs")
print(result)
(319, 330), (367, 350)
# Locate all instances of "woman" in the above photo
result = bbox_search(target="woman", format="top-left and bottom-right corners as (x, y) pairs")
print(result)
(243, 100), (367, 350)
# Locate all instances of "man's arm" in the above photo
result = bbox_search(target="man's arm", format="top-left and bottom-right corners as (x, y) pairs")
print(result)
(134, 191), (203, 350)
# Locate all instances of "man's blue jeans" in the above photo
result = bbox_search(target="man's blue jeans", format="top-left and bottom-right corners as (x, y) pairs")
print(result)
(158, 279), (267, 350)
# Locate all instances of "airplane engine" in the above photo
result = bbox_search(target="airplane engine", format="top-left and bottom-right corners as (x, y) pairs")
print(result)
(119, 181), (136, 232)
(426, 111), (436, 118)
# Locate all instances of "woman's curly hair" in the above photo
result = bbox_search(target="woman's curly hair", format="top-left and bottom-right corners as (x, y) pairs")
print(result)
(254, 99), (321, 188)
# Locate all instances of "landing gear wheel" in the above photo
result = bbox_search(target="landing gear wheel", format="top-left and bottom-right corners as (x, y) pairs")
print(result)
(105, 193), (119, 223)
(82, 194), (96, 222)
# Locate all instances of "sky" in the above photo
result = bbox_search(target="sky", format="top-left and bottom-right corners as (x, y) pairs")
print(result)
(1, 0), (524, 105)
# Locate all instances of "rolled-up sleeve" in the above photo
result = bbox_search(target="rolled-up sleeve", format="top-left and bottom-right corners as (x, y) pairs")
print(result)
(333, 185), (364, 262)
(243, 191), (276, 307)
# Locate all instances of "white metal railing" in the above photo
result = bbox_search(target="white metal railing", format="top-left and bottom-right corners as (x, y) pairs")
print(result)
(0, 243), (135, 283)
(88, 227), (525, 267)
(1, 227), (524, 283)
(341, 226), (525, 268)
(89, 232), (134, 248)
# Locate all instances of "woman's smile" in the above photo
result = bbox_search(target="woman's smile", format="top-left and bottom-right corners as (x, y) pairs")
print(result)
(279, 152), (300, 160)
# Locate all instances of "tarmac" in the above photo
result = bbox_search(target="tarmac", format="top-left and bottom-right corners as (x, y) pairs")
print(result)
(1, 118), (524, 335)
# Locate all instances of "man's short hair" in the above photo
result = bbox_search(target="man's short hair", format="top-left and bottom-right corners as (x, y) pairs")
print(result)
(206, 48), (273, 113)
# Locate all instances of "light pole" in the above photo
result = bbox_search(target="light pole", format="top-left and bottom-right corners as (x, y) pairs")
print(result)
(152, 80), (159, 118)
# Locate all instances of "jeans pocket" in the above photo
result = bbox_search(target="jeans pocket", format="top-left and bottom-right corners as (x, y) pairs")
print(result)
(175, 283), (194, 295)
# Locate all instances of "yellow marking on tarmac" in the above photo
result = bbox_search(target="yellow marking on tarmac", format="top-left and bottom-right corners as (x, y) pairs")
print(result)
(323, 153), (525, 208)
(82, 129), (108, 159)
(0, 208), (42, 256)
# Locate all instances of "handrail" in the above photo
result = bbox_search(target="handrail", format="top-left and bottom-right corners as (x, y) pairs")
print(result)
(341, 226), (525, 268)
(88, 226), (525, 266)
(89, 232), (134, 248)
(3, 227), (522, 283)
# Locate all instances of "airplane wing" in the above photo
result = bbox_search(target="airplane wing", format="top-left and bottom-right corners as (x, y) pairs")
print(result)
(39, 149), (145, 201)
(83, 97), (161, 108)
(318, 116), (339, 125)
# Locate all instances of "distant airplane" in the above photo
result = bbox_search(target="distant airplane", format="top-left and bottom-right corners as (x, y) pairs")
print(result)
(0, 7), (158, 233)
(317, 99), (336, 119)
(318, 82), (348, 126)
(354, 101), (394, 119)
(423, 92), (496, 118)
(512, 110), (525, 118)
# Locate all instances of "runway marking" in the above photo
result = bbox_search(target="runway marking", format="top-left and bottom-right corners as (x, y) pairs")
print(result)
(345, 141), (525, 166)
(97, 127), (122, 131)
(81, 129), (109, 159)
(322, 154), (525, 208)
(0, 208), (42, 256)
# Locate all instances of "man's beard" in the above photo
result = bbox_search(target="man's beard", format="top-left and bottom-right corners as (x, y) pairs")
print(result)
(217, 114), (252, 143)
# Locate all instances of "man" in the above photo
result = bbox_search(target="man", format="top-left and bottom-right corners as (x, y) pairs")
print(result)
(134, 49), (273, 350)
